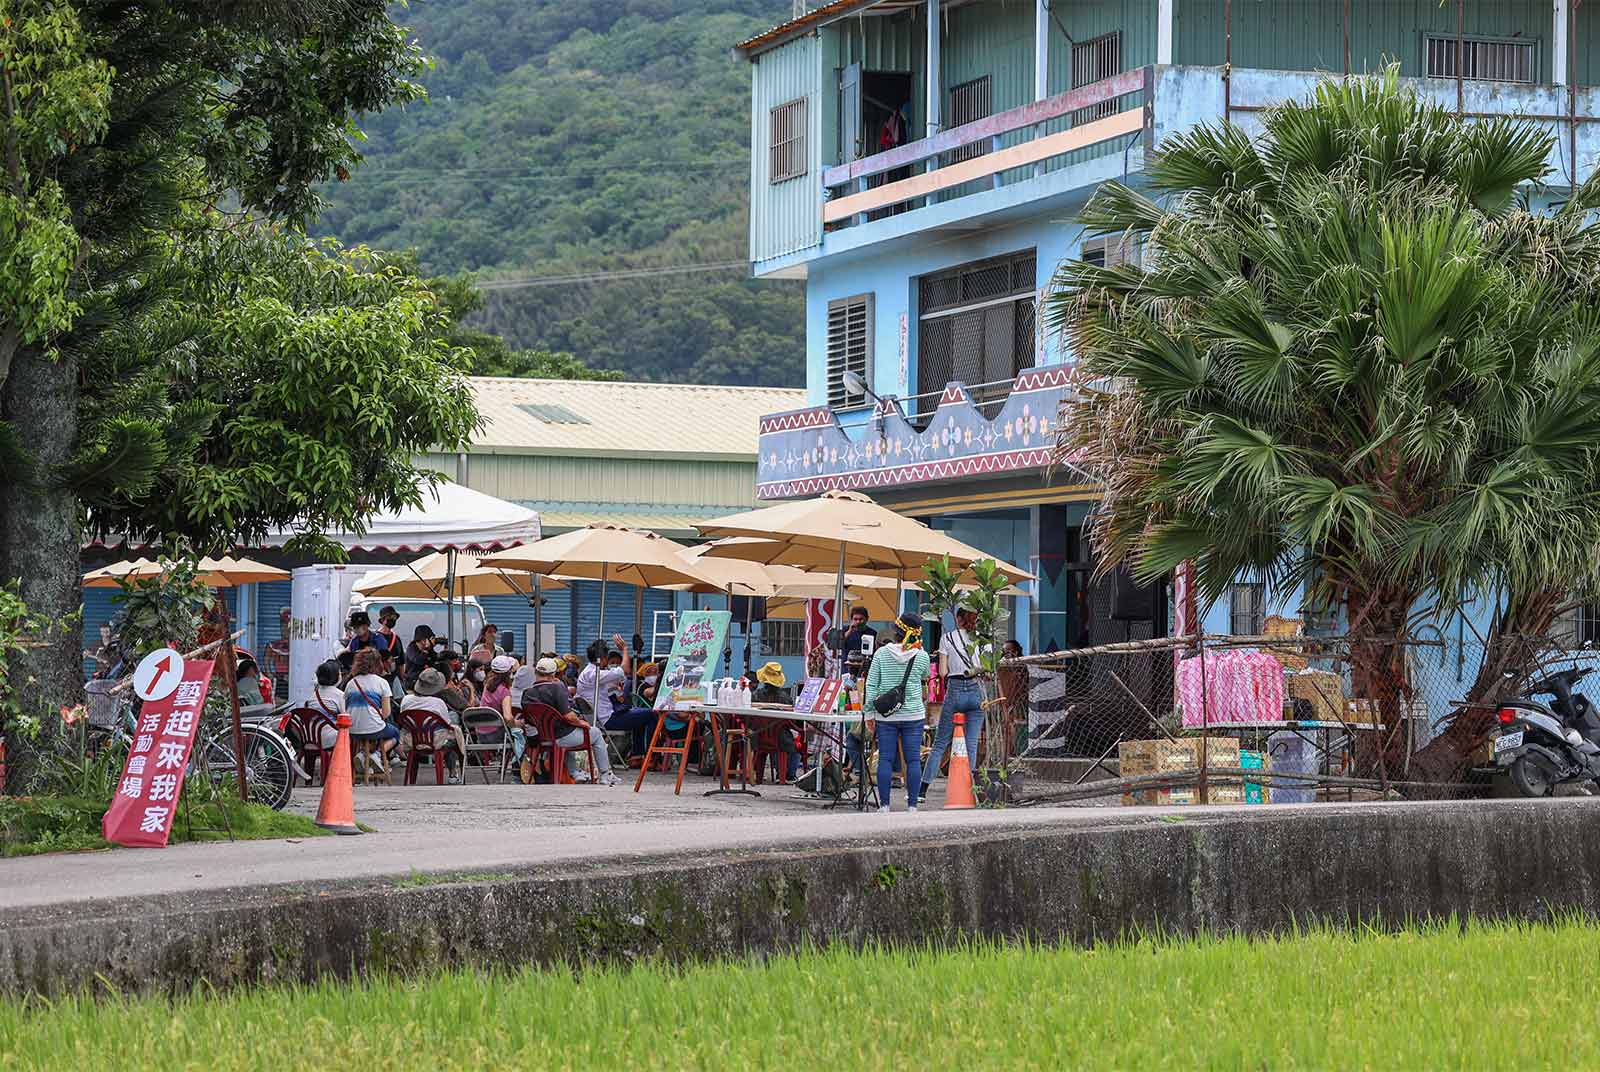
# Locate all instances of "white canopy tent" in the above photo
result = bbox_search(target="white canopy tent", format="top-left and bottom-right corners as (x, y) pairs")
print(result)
(258, 479), (541, 552)
(262, 480), (542, 667)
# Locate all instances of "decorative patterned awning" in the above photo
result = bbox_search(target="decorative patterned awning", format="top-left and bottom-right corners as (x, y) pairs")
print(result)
(755, 366), (1074, 500)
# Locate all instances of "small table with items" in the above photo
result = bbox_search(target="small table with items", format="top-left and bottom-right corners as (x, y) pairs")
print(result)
(633, 701), (865, 800)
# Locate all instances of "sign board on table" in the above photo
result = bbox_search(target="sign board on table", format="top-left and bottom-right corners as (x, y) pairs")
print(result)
(793, 677), (843, 716)
(102, 658), (214, 848)
(132, 647), (185, 702)
(654, 609), (731, 710)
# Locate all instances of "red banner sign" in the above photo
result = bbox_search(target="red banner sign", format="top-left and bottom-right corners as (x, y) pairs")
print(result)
(804, 598), (835, 655)
(102, 658), (214, 848)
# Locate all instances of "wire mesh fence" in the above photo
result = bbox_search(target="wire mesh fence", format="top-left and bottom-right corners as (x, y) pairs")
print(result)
(999, 629), (1600, 806)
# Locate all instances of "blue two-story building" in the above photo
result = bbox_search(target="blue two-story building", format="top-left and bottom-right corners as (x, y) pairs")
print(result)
(738, 0), (1600, 661)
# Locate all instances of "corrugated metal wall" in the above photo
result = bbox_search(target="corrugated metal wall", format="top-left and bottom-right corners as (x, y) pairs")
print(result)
(454, 455), (758, 511)
(1176, 0), (1550, 81)
(825, 10), (925, 162)
(751, 33), (825, 264)
(478, 583), (674, 661)
(82, 586), (238, 679)
(479, 585), (572, 659)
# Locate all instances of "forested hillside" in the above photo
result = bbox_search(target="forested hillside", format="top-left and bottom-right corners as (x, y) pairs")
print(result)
(313, 1), (804, 387)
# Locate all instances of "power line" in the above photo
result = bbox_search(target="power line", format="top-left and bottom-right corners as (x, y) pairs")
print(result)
(348, 159), (749, 183)
(473, 260), (750, 291)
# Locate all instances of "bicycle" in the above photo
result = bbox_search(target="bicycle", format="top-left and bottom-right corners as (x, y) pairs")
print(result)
(87, 689), (298, 811)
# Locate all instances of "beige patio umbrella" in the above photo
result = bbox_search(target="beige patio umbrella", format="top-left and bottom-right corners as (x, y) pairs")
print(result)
(356, 551), (566, 598)
(356, 550), (565, 658)
(82, 558), (162, 588)
(696, 490), (1032, 659)
(483, 525), (731, 714)
(83, 555), (289, 588)
(695, 491), (1032, 582)
(189, 556), (290, 587)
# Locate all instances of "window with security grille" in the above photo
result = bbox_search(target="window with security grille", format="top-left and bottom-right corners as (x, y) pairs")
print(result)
(770, 97), (808, 183)
(826, 294), (873, 410)
(916, 250), (1036, 415)
(1230, 583), (1265, 636)
(1425, 35), (1535, 83)
(1554, 601), (1600, 647)
(1080, 233), (1139, 270)
(759, 619), (806, 658)
(946, 75), (991, 164)
(1071, 32), (1122, 125)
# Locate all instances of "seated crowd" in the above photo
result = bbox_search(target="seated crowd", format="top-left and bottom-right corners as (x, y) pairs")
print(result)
(288, 609), (677, 787)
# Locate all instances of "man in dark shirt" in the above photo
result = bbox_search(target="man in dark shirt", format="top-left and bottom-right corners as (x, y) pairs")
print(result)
(521, 656), (617, 785)
(843, 605), (877, 660)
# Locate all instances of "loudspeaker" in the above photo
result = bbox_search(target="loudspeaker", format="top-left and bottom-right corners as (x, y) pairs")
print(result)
(730, 595), (768, 622)
(1111, 568), (1158, 621)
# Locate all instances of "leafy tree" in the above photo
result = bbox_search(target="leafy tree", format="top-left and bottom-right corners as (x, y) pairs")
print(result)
(78, 229), (483, 555)
(0, 2), (109, 413)
(1048, 73), (1600, 779)
(0, 0), (448, 751)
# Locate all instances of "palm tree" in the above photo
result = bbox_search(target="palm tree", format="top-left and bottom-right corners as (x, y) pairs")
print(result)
(1048, 70), (1600, 780)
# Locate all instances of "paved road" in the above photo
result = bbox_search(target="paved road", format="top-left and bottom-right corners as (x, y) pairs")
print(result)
(0, 772), (1234, 911)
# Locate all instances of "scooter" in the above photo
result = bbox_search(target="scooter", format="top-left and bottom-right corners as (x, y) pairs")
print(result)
(1492, 666), (1600, 797)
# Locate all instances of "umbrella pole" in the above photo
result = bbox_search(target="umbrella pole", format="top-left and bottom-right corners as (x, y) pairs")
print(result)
(533, 575), (543, 660)
(446, 548), (458, 654)
(595, 564), (608, 719)
(896, 569), (905, 620)
(832, 544), (846, 675)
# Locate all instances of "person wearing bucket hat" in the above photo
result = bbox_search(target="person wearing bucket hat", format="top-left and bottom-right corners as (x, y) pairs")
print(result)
(864, 611), (930, 813)
(399, 667), (465, 784)
(750, 662), (802, 781)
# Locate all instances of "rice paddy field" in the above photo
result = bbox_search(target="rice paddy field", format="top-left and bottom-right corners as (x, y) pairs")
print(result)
(1, 917), (1590, 1070)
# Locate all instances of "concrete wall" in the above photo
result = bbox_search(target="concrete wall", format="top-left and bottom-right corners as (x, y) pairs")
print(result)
(11, 800), (1600, 997)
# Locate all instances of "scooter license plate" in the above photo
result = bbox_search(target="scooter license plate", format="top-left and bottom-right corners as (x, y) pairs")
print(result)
(1494, 731), (1524, 755)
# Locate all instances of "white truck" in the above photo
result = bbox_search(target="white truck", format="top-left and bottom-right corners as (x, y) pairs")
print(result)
(286, 563), (487, 703)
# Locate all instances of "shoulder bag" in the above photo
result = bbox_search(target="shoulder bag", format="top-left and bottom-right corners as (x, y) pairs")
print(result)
(872, 652), (920, 716)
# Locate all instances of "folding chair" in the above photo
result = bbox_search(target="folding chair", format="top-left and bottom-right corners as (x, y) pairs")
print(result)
(460, 707), (511, 784)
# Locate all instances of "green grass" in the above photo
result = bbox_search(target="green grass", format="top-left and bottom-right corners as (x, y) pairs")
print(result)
(0, 795), (325, 857)
(1, 917), (1592, 1069)
(391, 869), (515, 888)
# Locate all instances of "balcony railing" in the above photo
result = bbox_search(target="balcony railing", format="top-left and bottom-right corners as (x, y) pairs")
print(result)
(821, 68), (1150, 229)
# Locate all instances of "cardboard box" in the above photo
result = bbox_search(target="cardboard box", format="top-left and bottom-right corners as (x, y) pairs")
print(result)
(1288, 670), (1344, 723)
(1119, 738), (1242, 805)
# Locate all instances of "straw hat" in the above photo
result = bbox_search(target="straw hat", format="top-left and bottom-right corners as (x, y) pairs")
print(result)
(756, 662), (786, 688)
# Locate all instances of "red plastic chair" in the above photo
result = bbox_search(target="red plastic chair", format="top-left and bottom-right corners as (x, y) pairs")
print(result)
(278, 706), (338, 786)
(522, 702), (598, 785)
(753, 722), (800, 786)
(397, 709), (456, 786)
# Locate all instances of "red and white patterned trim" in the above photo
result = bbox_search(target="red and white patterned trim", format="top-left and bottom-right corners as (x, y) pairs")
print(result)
(1013, 365), (1073, 393)
(759, 407), (837, 435)
(755, 447), (1054, 499)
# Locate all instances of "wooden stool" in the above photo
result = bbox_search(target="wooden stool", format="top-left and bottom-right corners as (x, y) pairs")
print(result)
(352, 740), (390, 785)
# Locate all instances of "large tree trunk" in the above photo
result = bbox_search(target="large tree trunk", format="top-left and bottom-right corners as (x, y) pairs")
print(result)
(1408, 591), (1564, 785)
(0, 343), (81, 792)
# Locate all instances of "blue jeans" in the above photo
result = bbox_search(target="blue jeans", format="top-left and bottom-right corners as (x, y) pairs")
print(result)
(876, 720), (924, 810)
(922, 678), (984, 798)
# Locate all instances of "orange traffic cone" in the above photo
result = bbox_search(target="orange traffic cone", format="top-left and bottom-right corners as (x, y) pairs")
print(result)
(314, 714), (362, 835)
(942, 711), (976, 810)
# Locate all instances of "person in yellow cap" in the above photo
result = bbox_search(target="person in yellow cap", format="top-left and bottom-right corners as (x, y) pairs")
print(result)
(751, 662), (801, 781)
